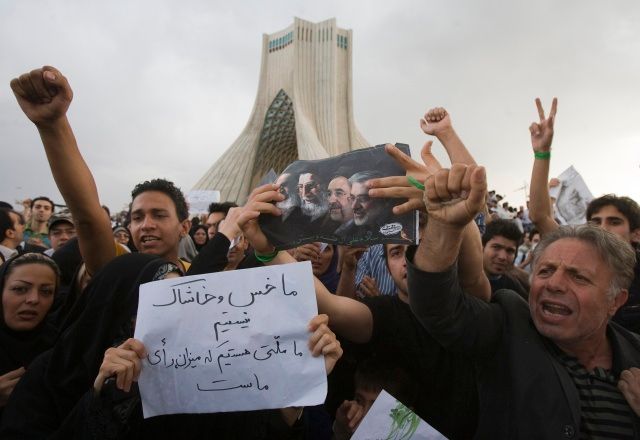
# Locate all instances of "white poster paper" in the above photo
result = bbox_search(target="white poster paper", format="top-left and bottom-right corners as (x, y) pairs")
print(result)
(134, 261), (326, 418)
(352, 390), (448, 440)
(555, 166), (593, 225)
(186, 190), (220, 214)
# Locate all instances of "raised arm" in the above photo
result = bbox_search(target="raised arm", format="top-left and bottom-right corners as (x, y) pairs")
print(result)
(237, 184), (375, 344)
(10, 67), (114, 274)
(368, 142), (490, 301)
(527, 98), (560, 236)
(410, 165), (503, 355)
(420, 107), (476, 166)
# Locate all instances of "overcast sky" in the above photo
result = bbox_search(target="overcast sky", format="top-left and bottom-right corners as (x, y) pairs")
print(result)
(1, 0), (639, 213)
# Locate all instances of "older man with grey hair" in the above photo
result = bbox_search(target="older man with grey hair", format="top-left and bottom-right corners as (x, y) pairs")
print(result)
(408, 164), (640, 438)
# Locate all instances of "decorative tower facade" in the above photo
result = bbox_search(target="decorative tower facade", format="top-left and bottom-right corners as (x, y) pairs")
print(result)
(192, 17), (369, 203)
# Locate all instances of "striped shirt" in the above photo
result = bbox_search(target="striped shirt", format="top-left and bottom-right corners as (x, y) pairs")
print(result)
(354, 244), (396, 296)
(551, 345), (635, 439)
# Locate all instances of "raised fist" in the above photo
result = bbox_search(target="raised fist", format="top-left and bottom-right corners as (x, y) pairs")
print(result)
(10, 66), (73, 126)
(424, 164), (487, 228)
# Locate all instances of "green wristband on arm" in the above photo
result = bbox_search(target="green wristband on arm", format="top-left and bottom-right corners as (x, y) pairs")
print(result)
(534, 151), (551, 160)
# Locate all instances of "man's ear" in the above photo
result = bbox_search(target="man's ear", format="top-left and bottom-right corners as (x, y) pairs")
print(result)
(5, 229), (15, 241)
(630, 228), (640, 246)
(180, 219), (190, 237)
(610, 289), (629, 317)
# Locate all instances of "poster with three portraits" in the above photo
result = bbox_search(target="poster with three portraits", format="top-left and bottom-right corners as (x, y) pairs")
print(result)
(260, 144), (418, 250)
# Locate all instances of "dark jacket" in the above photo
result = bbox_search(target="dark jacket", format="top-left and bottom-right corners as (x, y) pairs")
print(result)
(406, 249), (640, 439)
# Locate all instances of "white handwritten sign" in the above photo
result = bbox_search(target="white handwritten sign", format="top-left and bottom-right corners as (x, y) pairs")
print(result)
(352, 390), (447, 440)
(134, 261), (326, 418)
(186, 189), (220, 215)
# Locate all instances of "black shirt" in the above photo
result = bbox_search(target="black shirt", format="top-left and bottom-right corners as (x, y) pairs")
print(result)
(361, 295), (478, 439)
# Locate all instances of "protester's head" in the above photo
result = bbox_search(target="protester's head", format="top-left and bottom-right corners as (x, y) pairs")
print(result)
(348, 171), (385, 226)
(298, 171), (328, 221)
(226, 233), (249, 268)
(129, 179), (189, 262)
(354, 356), (415, 417)
(384, 243), (408, 296)
(1, 253), (60, 331)
(30, 196), (55, 224)
(113, 226), (131, 246)
(0, 209), (25, 248)
(189, 224), (209, 248)
(529, 225), (635, 349)
(530, 229), (541, 249)
(206, 202), (238, 238)
(47, 212), (76, 252)
(327, 176), (353, 223)
(586, 194), (640, 245)
(482, 219), (523, 276)
(311, 243), (335, 277)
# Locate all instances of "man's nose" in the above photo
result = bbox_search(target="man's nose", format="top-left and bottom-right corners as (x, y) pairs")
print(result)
(546, 269), (567, 294)
(141, 216), (155, 229)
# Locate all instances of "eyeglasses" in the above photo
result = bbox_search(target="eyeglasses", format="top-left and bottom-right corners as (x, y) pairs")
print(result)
(326, 189), (348, 199)
(347, 195), (371, 204)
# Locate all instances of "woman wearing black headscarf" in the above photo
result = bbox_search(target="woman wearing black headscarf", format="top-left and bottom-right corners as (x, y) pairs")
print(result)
(0, 253), (60, 415)
(188, 224), (209, 253)
(293, 243), (340, 293)
(0, 253), (170, 437)
(2, 253), (342, 439)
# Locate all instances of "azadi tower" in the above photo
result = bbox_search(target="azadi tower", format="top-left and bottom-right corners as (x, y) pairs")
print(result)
(192, 17), (369, 203)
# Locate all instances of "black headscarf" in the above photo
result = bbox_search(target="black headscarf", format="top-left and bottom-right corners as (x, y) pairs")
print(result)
(45, 253), (171, 419)
(0, 254), (59, 375)
(188, 224), (209, 252)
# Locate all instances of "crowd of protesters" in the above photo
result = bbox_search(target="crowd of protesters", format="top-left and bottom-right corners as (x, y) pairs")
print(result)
(0, 66), (639, 439)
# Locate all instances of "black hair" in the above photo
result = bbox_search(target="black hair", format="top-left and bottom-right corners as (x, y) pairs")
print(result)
(0, 201), (12, 210)
(0, 209), (23, 241)
(482, 219), (523, 247)
(207, 202), (238, 216)
(31, 196), (55, 212)
(0, 209), (13, 241)
(3, 253), (61, 289)
(354, 355), (417, 408)
(586, 194), (640, 232)
(130, 179), (188, 221)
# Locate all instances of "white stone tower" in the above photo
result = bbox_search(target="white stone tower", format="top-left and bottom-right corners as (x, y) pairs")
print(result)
(192, 17), (369, 203)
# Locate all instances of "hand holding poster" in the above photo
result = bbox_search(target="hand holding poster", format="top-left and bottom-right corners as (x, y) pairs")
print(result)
(134, 262), (326, 418)
(553, 165), (593, 225)
(352, 390), (448, 440)
(259, 144), (418, 249)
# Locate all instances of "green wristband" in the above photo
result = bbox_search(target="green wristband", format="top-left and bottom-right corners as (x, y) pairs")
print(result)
(407, 175), (425, 191)
(254, 249), (279, 263)
(534, 151), (551, 160)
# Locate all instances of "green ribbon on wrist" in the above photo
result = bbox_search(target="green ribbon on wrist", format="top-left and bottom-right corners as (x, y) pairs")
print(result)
(254, 248), (279, 263)
(534, 151), (551, 160)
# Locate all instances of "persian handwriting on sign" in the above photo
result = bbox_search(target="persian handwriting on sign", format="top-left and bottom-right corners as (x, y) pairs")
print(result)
(152, 274), (297, 309)
(135, 262), (326, 418)
(197, 373), (269, 392)
(145, 335), (304, 373)
(152, 279), (223, 307)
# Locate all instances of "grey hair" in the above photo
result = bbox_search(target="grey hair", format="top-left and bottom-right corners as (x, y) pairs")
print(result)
(530, 224), (636, 298)
(348, 170), (384, 185)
